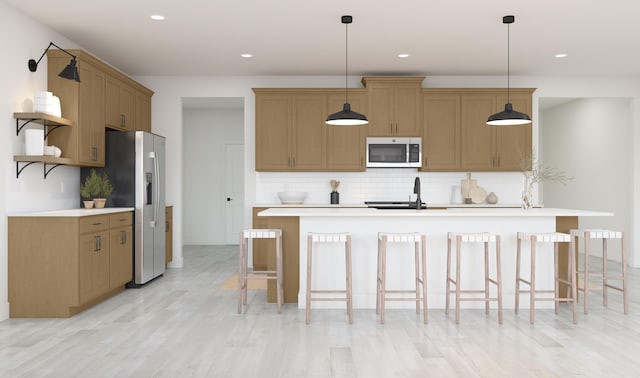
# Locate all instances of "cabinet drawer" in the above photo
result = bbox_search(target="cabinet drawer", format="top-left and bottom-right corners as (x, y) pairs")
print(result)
(110, 212), (133, 227)
(79, 215), (110, 234)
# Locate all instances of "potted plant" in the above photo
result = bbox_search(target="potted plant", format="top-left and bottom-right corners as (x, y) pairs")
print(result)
(81, 169), (114, 209)
(80, 170), (98, 209)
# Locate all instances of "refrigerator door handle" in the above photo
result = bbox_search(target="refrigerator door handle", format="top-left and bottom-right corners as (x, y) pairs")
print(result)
(149, 151), (159, 228)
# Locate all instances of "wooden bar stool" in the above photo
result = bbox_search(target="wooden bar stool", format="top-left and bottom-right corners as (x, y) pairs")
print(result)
(306, 232), (353, 324)
(570, 229), (628, 314)
(446, 232), (502, 324)
(376, 232), (427, 324)
(515, 232), (577, 324)
(237, 229), (283, 314)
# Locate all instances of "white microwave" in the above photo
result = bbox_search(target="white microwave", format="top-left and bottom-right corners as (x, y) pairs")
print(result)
(366, 137), (422, 168)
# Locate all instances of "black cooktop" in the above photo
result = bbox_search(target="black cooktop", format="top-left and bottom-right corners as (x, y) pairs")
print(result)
(365, 201), (427, 210)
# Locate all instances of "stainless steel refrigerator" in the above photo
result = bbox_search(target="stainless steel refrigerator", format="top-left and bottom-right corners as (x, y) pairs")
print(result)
(82, 130), (166, 286)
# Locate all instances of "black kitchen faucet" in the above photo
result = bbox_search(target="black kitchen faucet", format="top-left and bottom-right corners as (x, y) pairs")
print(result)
(414, 176), (421, 210)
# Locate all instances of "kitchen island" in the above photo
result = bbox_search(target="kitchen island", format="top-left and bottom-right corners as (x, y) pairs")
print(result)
(257, 207), (612, 309)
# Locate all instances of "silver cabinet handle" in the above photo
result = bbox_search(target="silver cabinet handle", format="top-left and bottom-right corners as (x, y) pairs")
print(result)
(94, 235), (101, 251)
(120, 230), (126, 244)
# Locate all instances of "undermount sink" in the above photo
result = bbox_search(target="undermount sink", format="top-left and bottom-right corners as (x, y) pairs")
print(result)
(365, 201), (427, 210)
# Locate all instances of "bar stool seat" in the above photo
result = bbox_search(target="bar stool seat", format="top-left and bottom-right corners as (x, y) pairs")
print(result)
(446, 232), (502, 324)
(306, 232), (353, 324)
(570, 229), (628, 314)
(238, 229), (283, 314)
(376, 232), (427, 324)
(515, 232), (577, 324)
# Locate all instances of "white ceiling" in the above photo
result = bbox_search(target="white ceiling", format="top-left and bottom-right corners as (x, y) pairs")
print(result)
(5, 0), (640, 78)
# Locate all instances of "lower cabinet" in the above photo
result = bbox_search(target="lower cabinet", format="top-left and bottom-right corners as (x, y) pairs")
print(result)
(165, 206), (173, 266)
(8, 211), (133, 318)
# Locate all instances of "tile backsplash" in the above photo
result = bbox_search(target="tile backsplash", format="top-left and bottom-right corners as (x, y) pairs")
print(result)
(256, 169), (529, 206)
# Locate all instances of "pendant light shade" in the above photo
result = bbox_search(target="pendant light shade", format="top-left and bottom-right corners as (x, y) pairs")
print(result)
(486, 15), (530, 126)
(326, 15), (368, 126)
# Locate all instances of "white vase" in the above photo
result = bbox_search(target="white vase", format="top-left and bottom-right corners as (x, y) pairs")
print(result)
(521, 174), (533, 209)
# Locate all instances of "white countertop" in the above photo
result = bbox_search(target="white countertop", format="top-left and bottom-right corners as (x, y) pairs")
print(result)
(256, 203), (538, 208)
(9, 208), (134, 217)
(259, 207), (613, 218)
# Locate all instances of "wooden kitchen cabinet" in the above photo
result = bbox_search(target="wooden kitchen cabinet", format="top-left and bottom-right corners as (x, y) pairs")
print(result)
(254, 90), (326, 171)
(362, 77), (424, 137)
(165, 206), (173, 266)
(461, 90), (533, 171)
(8, 210), (133, 317)
(105, 74), (136, 131)
(326, 91), (367, 171)
(135, 90), (152, 132)
(252, 207), (299, 303)
(422, 93), (461, 170)
(46, 49), (153, 168)
(47, 50), (105, 166)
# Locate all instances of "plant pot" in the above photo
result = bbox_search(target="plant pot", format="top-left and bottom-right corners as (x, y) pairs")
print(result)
(83, 200), (94, 209)
(94, 198), (107, 209)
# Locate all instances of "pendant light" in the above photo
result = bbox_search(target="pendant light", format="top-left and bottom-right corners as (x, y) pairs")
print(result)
(486, 15), (531, 126)
(326, 15), (368, 126)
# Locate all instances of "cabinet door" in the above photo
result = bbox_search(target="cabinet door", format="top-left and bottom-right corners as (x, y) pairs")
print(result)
(78, 62), (105, 165)
(494, 94), (532, 170)
(165, 206), (173, 266)
(393, 83), (422, 136)
(291, 95), (326, 170)
(326, 93), (366, 171)
(366, 83), (394, 136)
(135, 91), (152, 132)
(109, 226), (132, 288)
(106, 75), (136, 131)
(79, 231), (109, 303)
(461, 94), (496, 170)
(423, 94), (460, 170)
(255, 94), (291, 171)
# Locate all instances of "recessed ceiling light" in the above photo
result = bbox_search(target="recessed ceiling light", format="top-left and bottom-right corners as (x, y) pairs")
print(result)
(150, 15), (165, 21)
(398, 53), (410, 58)
(555, 53), (568, 58)
(241, 54), (253, 58)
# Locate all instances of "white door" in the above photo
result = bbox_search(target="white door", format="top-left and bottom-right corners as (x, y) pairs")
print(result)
(225, 144), (244, 244)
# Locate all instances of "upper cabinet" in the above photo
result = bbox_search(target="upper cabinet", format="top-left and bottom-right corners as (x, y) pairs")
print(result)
(105, 75), (135, 131)
(46, 49), (154, 168)
(362, 77), (424, 137)
(47, 50), (106, 166)
(422, 88), (534, 172)
(254, 89), (367, 172)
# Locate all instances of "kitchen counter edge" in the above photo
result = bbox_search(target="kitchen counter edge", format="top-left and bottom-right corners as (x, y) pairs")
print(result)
(9, 208), (135, 217)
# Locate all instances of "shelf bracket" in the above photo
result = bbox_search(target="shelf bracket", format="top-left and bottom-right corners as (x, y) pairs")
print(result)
(15, 161), (63, 179)
(16, 161), (36, 178)
(16, 118), (61, 138)
(44, 162), (63, 179)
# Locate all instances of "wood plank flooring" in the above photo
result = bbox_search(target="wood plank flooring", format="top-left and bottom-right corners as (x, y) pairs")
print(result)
(1, 244), (639, 377)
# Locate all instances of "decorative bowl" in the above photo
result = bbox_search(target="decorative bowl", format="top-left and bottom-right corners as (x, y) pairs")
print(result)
(277, 191), (307, 204)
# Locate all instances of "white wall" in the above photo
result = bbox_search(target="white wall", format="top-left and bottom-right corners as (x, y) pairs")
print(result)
(182, 106), (243, 245)
(0, 3), (87, 320)
(541, 98), (632, 262)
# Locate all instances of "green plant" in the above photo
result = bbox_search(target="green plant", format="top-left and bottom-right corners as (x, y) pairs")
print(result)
(80, 169), (114, 199)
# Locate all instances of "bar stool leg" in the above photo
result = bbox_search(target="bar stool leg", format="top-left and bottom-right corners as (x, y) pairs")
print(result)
(455, 235), (461, 324)
(445, 233), (452, 316)
(484, 241), (490, 315)
(554, 241), (559, 315)
(380, 235), (388, 324)
(376, 234), (381, 316)
(306, 235), (312, 324)
(346, 236), (353, 324)
(602, 238), (608, 307)
(515, 234), (522, 315)
(414, 240), (421, 315)
(496, 235), (503, 325)
(237, 233), (244, 314)
(530, 236), (536, 324)
(584, 234), (590, 314)
(569, 238), (578, 324)
(421, 234), (428, 324)
(622, 233), (629, 314)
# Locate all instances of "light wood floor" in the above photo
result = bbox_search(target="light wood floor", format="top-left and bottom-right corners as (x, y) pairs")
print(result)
(1, 245), (639, 377)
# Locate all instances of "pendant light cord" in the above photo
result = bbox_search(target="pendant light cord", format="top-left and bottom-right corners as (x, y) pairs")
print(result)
(345, 21), (349, 104)
(507, 21), (510, 105)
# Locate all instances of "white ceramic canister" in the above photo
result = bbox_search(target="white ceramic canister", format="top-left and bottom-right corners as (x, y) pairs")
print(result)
(25, 129), (44, 155)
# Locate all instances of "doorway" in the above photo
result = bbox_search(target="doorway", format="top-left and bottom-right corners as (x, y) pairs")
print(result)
(182, 97), (244, 246)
